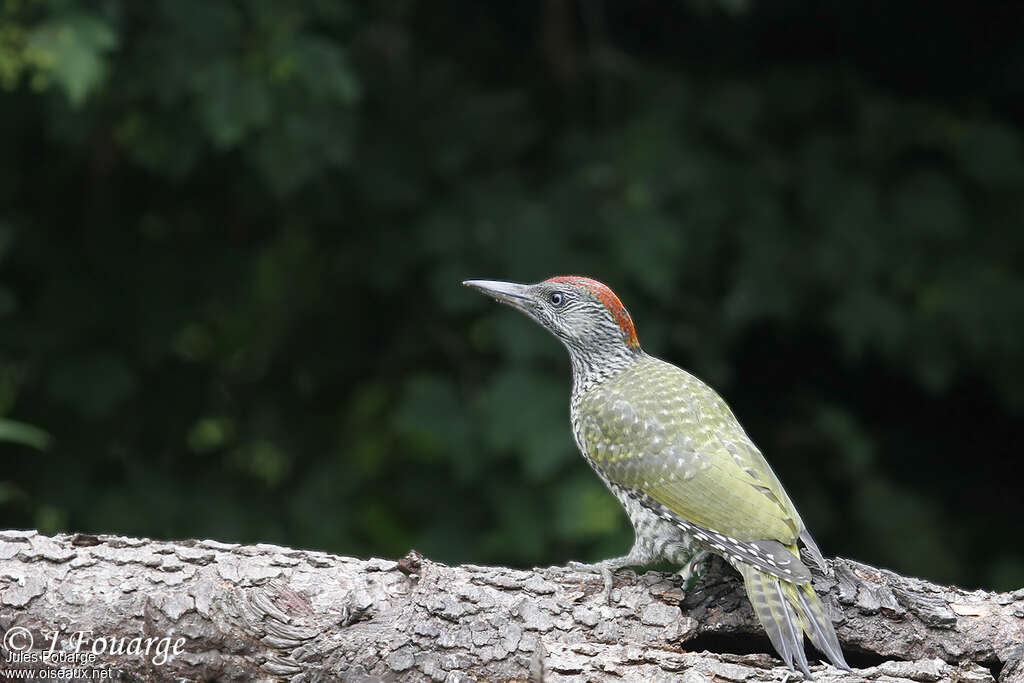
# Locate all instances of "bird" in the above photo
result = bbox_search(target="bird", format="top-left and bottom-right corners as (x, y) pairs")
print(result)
(463, 275), (850, 678)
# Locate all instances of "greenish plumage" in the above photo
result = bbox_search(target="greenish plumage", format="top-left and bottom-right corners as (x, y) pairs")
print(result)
(577, 356), (802, 547)
(575, 355), (848, 675)
(463, 276), (850, 678)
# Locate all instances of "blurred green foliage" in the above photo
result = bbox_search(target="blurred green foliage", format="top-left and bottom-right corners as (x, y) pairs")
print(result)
(1, 1), (1022, 590)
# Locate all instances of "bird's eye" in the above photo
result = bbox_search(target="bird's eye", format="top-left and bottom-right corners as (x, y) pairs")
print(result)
(549, 292), (565, 307)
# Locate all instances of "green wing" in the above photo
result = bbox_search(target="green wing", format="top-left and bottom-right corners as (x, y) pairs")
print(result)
(578, 356), (804, 545)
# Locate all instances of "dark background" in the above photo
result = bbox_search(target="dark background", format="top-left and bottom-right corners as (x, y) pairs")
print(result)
(1, 1), (1021, 590)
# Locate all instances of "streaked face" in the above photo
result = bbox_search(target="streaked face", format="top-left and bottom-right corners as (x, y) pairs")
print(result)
(463, 276), (639, 352)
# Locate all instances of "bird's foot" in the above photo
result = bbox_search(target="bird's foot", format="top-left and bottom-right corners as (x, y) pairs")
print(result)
(566, 542), (658, 605)
(567, 560), (618, 604)
(676, 550), (710, 592)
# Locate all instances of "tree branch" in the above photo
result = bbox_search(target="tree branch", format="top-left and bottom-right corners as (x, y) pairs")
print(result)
(0, 531), (1020, 681)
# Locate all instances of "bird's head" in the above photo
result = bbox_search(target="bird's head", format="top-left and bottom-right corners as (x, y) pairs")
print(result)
(463, 276), (642, 367)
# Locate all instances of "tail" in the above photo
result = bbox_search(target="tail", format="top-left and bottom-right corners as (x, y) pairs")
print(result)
(738, 564), (850, 678)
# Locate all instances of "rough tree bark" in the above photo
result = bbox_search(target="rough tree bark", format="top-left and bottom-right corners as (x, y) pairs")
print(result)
(0, 530), (1020, 682)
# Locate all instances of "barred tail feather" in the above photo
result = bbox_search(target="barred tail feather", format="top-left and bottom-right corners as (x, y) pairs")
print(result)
(794, 582), (850, 671)
(739, 566), (849, 678)
(739, 565), (811, 677)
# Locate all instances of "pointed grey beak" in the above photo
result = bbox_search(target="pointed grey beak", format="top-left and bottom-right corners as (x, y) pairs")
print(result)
(463, 279), (533, 311)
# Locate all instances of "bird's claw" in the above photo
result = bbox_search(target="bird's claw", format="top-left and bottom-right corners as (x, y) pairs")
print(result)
(567, 561), (616, 604)
(677, 550), (710, 593)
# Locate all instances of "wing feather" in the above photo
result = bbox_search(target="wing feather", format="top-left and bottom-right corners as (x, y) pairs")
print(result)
(579, 356), (803, 546)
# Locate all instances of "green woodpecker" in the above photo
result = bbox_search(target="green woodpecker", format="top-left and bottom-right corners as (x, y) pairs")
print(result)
(464, 275), (849, 678)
